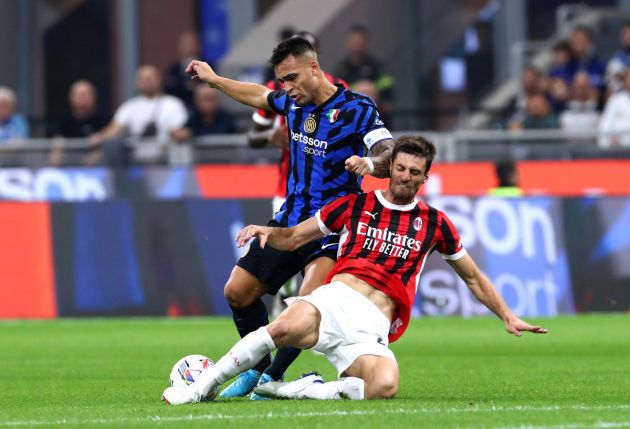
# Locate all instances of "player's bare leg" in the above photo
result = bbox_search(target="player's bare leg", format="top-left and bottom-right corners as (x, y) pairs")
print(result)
(253, 256), (335, 399)
(266, 300), (321, 348)
(254, 355), (398, 401)
(343, 355), (399, 399)
(223, 266), (267, 308)
(163, 301), (321, 405)
(298, 256), (336, 296)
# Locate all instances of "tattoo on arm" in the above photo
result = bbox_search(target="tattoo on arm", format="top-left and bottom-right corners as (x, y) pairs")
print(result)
(369, 139), (394, 178)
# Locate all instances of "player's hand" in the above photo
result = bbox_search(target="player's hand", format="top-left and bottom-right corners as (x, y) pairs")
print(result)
(345, 155), (371, 177)
(236, 225), (271, 249)
(185, 60), (219, 85)
(504, 317), (548, 337)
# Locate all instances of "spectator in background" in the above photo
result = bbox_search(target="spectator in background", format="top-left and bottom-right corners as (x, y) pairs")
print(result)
(50, 80), (109, 165)
(0, 86), (29, 141)
(165, 31), (205, 110)
(0, 86), (29, 166)
(605, 21), (630, 94)
(508, 66), (548, 124)
(170, 85), (236, 142)
(353, 78), (392, 127)
(489, 160), (523, 197)
(548, 41), (574, 111)
(569, 26), (606, 93)
(509, 93), (559, 131)
(90, 65), (188, 165)
(598, 69), (630, 148)
(334, 25), (394, 113)
(560, 71), (600, 135)
(550, 41), (576, 85)
(55, 80), (108, 138)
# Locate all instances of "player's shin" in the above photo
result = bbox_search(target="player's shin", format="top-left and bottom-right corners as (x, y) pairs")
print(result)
(194, 327), (276, 397)
(230, 300), (272, 372)
(264, 346), (301, 380)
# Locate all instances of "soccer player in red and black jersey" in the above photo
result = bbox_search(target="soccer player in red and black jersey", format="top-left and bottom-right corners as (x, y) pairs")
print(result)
(162, 136), (547, 405)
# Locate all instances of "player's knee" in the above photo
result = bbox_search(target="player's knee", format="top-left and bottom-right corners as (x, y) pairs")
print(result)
(266, 319), (292, 346)
(223, 284), (247, 307)
(367, 375), (398, 399)
(365, 364), (399, 399)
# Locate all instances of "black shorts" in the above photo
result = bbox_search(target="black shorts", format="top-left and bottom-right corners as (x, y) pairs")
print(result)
(236, 221), (339, 295)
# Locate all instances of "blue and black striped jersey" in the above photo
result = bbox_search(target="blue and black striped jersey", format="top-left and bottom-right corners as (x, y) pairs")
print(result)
(266, 84), (392, 226)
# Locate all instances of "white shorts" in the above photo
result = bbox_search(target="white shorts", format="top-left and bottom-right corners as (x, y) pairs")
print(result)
(288, 281), (397, 376)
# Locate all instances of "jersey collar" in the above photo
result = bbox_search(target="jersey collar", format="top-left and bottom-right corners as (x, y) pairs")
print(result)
(375, 190), (418, 211)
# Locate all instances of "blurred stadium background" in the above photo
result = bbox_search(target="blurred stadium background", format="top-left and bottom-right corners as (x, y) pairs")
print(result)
(1, 1), (630, 427)
(1, 0), (629, 320)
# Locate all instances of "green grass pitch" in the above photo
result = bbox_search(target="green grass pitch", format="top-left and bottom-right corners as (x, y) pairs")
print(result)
(1, 314), (628, 428)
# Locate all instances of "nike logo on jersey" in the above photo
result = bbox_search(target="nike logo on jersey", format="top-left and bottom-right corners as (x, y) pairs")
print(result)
(321, 242), (338, 250)
(364, 211), (378, 220)
(290, 104), (301, 110)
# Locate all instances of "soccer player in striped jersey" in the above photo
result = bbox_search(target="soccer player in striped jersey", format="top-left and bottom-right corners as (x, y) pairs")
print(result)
(248, 31), (349, 319)
(185, 36), (394, 398)
(162, 136), (547, 404)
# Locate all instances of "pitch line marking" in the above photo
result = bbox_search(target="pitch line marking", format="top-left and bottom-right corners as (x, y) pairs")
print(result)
(1, 404), (629, 427)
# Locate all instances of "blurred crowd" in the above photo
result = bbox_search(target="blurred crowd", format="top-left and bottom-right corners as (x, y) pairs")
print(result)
(4, 21), (629, 167)
(0, 25), (394, 167)
(507, 22), (630, 148)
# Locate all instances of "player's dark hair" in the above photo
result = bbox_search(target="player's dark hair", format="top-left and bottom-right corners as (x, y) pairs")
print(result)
(392, 136), (437, 173)
(269, 37), (316, 68)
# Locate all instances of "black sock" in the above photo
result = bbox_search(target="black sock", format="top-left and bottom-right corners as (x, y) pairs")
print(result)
(230, 300), (271, 373)
(264, 346), (302, 380)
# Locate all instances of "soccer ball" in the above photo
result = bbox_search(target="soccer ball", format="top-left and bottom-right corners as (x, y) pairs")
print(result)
(169, 354), (220, 401)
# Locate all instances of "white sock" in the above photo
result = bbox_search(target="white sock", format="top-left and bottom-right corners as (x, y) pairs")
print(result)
(193, 327), (276, 397)
(300, 377), (365, 400)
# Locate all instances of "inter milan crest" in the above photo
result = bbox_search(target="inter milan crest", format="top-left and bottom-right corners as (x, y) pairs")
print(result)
(304, 116), (317, 133)
(413, 217), (423, 231)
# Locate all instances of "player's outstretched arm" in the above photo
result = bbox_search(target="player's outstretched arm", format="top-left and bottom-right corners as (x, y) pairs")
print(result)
(236, 217), (325, 251)
(447, 254), (548, 337)
(186, 60), (271, 110)
(369, 138), (395, 178)
(344, 138), (394, 178)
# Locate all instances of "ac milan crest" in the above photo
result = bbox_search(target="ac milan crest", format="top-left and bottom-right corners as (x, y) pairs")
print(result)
(413, 217), (423, 231)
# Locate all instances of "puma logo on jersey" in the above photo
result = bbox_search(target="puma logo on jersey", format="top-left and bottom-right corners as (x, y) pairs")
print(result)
(364, 211), (378, 220)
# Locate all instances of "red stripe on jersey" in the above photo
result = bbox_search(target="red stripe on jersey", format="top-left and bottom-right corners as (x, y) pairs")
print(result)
(320, 191), (462, 343)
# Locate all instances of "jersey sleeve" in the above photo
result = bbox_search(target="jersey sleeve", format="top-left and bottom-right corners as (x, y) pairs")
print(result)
(435, 211), (467, 260)
(266, 90), (288, 116)
(315, 194), (356, 235)
(356, 102), (393, 151)
(253, 81), (280, 126)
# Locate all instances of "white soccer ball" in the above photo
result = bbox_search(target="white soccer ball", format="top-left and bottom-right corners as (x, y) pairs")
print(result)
(169, 354), (220, 401)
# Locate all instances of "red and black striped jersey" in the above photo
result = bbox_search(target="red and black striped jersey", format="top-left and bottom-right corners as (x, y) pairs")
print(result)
(316, 190), (466, 342)
(252, 73), (349, 198)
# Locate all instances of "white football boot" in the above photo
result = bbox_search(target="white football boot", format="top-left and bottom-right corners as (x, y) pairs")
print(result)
(162, 386), (203, 405)
(253, 373), (324, 400)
